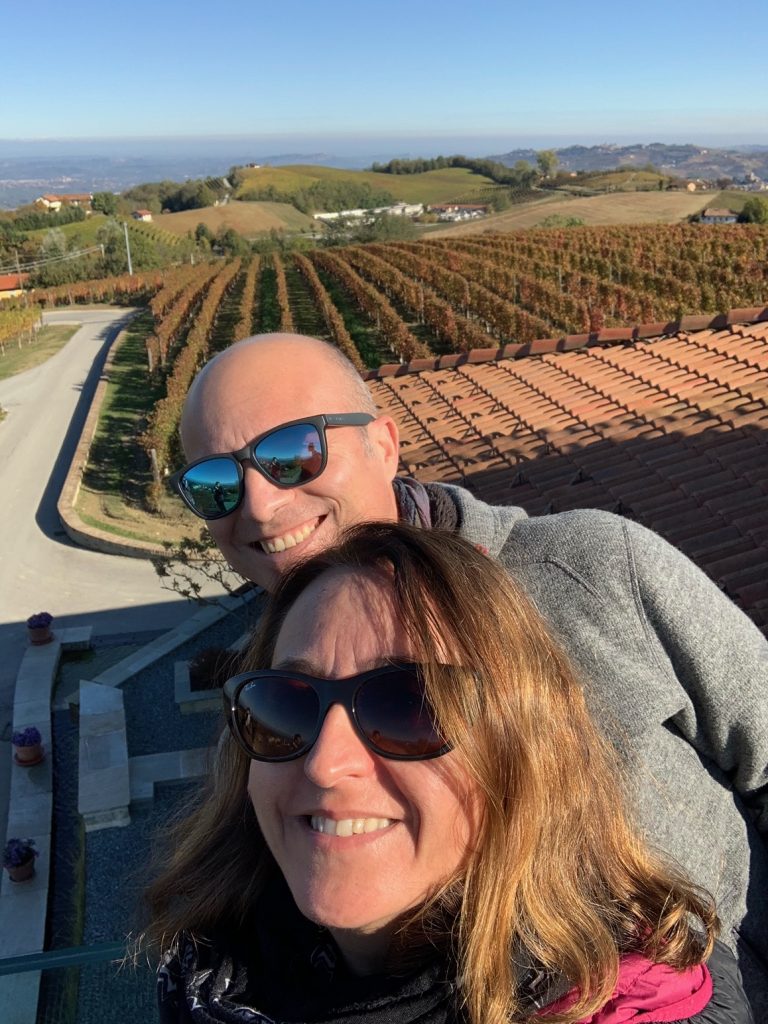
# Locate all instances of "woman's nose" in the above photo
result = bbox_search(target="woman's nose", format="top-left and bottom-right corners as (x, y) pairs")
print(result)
(303, 704), (376, 787)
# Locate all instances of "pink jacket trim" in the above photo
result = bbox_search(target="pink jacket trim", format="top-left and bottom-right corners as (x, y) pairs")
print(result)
(542, 953), (713, 1022)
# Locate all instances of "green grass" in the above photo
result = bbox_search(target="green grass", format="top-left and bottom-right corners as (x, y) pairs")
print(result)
(235, 164), (502, 206)
(573, 169), (667, 191)
(25, 214), (183, 251)
(79, 309), (162, 510)
(313, 265), (391, 368)
(257, 261), (281, 332)
(24, 214), (110, 244)
(75, 307), (200, 543)
(76, 509), (170, 544)
(0, 324), (78, 380)
(707, 190), (760, 212)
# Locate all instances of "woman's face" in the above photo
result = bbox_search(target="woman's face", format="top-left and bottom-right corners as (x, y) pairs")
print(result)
(247, 567), (478, 956)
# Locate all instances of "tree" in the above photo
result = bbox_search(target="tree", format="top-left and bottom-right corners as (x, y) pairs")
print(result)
(355, 212), (417, 243)
(214, 226), (251, 257)
(96, 219), (128, 275)
(31, 229), (82, 286)
(536, 150), (559, 179)
(195, 222), (215, 245)
(738, 197), (768, 224)
(488, 190), (511, 212)
(92, 191), (118, 216)
(538, 214), (585, 228)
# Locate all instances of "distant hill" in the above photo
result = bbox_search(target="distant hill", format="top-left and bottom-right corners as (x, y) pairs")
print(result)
(489, 143), (768, 180)
(0, 152), (370, 210)
(233, 164), (503, 207)
(429, 190), (710, 236)
(156, 201), (314, 236)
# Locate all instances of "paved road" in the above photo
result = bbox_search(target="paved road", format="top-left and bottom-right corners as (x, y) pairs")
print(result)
(0, 308), (205, 729)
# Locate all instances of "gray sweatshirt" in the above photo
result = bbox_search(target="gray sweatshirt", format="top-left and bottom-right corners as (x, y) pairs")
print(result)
(444, 484), (768, 1018)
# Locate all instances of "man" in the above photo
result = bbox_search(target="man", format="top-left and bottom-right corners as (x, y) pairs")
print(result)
(179, 333), (768, 1014)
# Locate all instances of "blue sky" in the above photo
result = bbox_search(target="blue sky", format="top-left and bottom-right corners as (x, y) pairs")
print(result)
(2, 0), (766, 149)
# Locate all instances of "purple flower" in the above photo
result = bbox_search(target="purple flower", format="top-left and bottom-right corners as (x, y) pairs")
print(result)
(12, 726), (42, 747)
(26, 612), (53, 629)
(3, 838), (38, 869)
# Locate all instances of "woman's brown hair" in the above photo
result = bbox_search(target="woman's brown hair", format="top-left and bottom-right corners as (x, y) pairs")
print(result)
(142, 522), (717, 1024)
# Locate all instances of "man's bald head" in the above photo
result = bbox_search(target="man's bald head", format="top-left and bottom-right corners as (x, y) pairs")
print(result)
(182, 334), (376, 453)
(178, 333), (400, 591)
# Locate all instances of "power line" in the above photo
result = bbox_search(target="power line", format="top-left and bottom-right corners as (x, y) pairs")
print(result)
(0, 244), (103, 276)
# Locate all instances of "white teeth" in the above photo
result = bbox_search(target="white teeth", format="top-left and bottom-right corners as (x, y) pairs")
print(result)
(260, 522), (317, 555)
(309, 816), (392, 837)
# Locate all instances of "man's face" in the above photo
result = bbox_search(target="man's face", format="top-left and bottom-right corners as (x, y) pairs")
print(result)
(180, 339), (400, 591)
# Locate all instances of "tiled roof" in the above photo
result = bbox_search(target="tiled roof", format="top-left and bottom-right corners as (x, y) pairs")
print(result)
(365, 309), (768, 634)
(0, 273), (29, 290)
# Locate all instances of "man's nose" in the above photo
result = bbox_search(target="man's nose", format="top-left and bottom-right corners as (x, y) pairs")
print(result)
(303, 704), (376, 787)
(238, 462), (295, 523)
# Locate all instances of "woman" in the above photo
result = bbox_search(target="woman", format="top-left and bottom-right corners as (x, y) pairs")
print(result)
(146, 523), (752, 1024)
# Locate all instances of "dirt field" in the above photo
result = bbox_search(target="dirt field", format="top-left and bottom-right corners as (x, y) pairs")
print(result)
(156, 200), (313, 237)
(430, 191), (709, 236)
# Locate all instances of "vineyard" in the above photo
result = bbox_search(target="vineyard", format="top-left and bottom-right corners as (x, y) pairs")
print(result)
(16, 221), (768, 520)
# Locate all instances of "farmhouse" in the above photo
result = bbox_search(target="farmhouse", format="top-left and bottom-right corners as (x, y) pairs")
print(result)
(429, 203), (489, 222)
(132, 209), (153, 222)
(701, 208), (738, 224)
(35, 192), (93, 212)
(0, 272), (29, 299)
(314, 202), (424, 223)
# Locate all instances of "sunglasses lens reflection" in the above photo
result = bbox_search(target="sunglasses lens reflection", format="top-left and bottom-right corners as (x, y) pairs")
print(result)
(253, 423), (324, 486)
(237, 676), (319, 759)
(357, 669), (444, 757)
(233, 667), (445, 761)
(180, 458), (241, 518)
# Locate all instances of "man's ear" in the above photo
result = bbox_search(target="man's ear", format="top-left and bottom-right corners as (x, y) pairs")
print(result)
(369, 415), (400, 478)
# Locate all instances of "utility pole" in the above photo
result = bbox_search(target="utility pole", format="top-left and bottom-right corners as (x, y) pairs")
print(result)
(122, 221), (133, 276)
(14, 250), (28, 306)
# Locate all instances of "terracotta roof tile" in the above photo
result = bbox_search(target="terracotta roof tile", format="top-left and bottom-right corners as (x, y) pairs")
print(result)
(369, 313), (768, 633)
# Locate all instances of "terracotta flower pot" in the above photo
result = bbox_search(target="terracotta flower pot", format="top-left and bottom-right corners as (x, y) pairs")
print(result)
(6, 858), (36, 883)
(13, 742), (44, 767)
(27, 625), (53, 646)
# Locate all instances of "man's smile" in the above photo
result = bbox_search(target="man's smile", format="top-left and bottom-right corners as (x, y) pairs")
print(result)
(257, 518), (321, 554)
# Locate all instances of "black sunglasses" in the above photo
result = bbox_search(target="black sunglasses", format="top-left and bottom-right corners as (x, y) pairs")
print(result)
(170, 412), (375, 520)
(223, 662), (450, 762)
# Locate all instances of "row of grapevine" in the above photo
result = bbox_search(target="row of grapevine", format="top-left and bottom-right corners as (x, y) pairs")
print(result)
(434, 237), (694, 319)
(149, 263), (219, 321)
(22, 269), (165, 308)
(0, 307), (42, 350)
(367, 243), (552, 343)
(437, 224), (768, 316)
(233, 256), (261, 341)
(145, 263), (223, 371)
(339, 246), (496, 352)
(310, 250), (431, 362)
(425, 240), (653, 330)
(143, 259), (243, 500)
(272, 254), (295, 333)
(292, 253), (365, 371)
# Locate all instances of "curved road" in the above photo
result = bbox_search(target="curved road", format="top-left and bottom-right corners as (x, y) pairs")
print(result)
(0, 308), (208, 718)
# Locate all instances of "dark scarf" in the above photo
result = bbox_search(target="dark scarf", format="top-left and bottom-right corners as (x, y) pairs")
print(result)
(392, 478), (459, 532)
(158, 878), (568, 1024)
(158, 877), (458, 1024)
